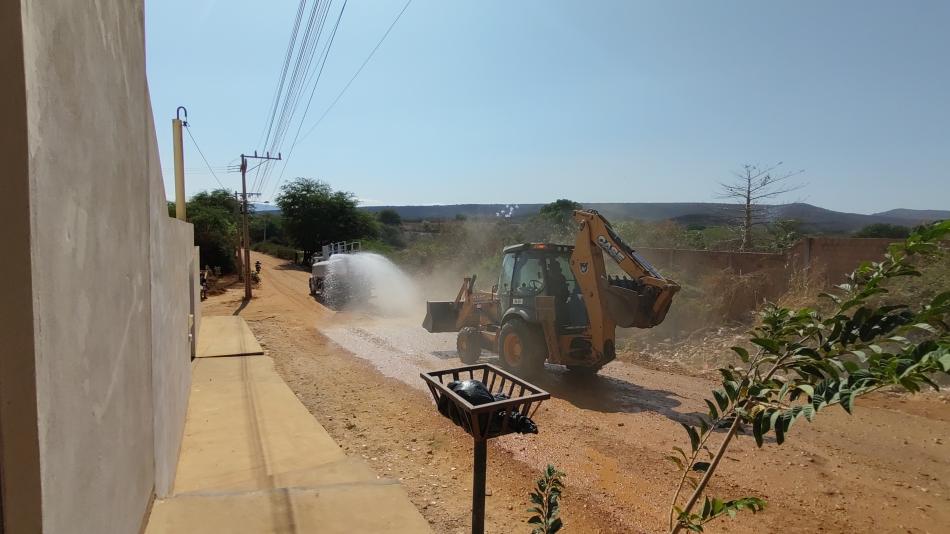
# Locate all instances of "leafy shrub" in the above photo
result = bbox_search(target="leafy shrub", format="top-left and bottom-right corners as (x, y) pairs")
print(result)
(854, 223), (910, 238)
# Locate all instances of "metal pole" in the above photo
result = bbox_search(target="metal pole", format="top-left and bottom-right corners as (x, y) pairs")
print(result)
(241, 156), (252, 300)
(472, 439), (487, 534)
(172, 117), (186, 220)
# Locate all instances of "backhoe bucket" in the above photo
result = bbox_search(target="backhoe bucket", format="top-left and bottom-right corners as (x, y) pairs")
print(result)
(603, 283), (674, 329)
(423, 301), (460, 333)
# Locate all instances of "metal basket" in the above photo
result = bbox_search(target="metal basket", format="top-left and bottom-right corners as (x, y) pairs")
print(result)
(421, 363), (550, 441)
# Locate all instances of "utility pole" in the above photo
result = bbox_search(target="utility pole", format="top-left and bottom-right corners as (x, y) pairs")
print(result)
(239, 151), (281, 300)
(172, 107), (188, 220)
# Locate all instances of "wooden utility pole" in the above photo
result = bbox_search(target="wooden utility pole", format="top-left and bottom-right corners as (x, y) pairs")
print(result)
(239, 151), (281, 300)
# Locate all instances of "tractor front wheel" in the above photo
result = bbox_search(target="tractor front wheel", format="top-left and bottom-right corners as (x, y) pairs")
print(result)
(457, 327), (481, 364)
(498, 319), (544, 377)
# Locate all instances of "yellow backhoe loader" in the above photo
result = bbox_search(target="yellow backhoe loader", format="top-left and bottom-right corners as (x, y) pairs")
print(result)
(423, 209), (680, 375)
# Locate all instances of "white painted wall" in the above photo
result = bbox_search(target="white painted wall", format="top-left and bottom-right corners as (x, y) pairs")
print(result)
(1, 1), (199, 531)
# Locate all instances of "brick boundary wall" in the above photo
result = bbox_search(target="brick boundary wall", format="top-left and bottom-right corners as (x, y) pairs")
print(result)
(637, 237), (897, 303)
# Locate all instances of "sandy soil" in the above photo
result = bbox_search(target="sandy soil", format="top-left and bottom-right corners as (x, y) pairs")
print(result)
(202, 252), (950, 534)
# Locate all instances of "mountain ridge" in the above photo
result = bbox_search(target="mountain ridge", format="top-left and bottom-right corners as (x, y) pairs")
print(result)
(360, 202), (948, 233)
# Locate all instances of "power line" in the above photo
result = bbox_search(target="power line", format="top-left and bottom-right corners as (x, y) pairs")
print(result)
(253, 0), (335, 194)
(266, 0), (330, 154)
(269, 0), (413, 199)
(252, 0), (325, 193)
(258, 0), (347, 197)
(184, 124), (227, 190)
(298, 0), (413, 146)
(255, 0), (308, 151)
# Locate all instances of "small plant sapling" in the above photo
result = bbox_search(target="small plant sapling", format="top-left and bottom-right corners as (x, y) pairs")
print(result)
(528, 465), (565, 534)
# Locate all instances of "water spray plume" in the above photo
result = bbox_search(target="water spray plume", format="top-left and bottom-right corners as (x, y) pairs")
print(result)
(323, 252), (420, 317)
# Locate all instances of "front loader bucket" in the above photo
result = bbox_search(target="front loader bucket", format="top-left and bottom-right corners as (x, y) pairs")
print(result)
(423, 301), (460, 333)
(603, 283), (675, 329)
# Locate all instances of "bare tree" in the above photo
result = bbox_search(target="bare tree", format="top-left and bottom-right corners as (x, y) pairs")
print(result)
(719, 163), (804, 251)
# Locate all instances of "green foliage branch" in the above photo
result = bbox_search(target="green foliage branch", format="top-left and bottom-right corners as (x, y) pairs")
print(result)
(667, 221), (950, 533)
(528, 464), (565, 534)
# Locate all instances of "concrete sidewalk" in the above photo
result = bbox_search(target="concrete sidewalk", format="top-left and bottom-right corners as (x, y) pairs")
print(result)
(146, 318), (430, 533)
(196, 316), (264, 358)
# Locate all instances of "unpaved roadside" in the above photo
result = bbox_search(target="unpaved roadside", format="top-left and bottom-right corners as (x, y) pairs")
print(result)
(204, 252), (950, 534)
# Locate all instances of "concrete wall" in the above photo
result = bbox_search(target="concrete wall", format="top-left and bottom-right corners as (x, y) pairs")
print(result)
(638, 247), (788, 278)
(147, 105), (197, 499)
(637, 237), (896, 304)
(1, 1), (198, 532)
(788, 237), (895, 282)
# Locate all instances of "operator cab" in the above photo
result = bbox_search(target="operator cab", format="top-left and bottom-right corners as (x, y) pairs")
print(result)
(497, 243), (588, 331)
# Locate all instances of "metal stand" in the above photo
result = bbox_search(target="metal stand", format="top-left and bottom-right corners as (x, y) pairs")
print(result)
(420, 364), (550, 534)
(472, 439), (487, 534)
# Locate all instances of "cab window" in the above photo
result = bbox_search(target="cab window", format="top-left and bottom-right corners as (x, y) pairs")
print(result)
(498, 253), (516, 294)
(512, 253), (546, 296)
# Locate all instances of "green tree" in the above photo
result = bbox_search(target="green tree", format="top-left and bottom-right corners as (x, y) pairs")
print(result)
(854, 223), (911, 238)
(275, 178), (379, 263)
(377, 209), (402, 226)
(539, 199), (582, 240)
(539, 199), (582, 224)
(187, 189), (240, 273)
(249, 213), (283, 244)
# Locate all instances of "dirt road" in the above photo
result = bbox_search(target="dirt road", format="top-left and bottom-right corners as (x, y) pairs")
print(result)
(204, 252), (950, 533)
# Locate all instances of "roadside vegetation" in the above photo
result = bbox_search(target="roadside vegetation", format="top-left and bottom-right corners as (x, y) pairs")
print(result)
(168, 189), (240, 272)
(667, 221), (950, 532)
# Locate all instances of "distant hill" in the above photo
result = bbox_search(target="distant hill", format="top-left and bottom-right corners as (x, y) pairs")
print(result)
(361, 202), (946, 234)
(251, 203), (281, 213)
(872, 208), (950, 223)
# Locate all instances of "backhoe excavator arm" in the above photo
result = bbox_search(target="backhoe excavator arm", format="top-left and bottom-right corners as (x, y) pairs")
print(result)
(569, 210), (680, 361)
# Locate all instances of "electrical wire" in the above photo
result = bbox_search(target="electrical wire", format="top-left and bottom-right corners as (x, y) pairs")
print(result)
(253, 0), (334, 193)
(251, 0), (324, 193)
(268, 0), (413, 199)
(298, 0), (413, 145)
(184, 124), (227, 190)
(258, 0), (347, 197)
(255, 0), (308, 151)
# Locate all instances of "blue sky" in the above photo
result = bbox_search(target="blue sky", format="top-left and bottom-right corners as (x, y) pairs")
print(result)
(146, 0), (949, 213)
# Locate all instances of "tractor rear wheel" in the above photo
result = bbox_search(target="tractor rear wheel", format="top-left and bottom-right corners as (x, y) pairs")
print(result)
(498, 319), (544, 377)
(457, 327), (481, 364)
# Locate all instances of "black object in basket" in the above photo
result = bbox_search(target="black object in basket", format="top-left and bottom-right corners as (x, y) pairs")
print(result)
(421, 364), (550, 441)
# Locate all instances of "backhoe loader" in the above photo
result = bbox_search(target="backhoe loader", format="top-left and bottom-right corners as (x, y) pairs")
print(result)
(422, 210), (679, 375)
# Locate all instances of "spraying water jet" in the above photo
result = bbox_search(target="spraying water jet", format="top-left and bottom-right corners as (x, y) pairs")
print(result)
(310, 248), (420, 316)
